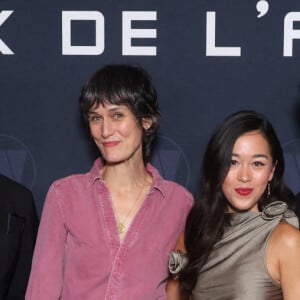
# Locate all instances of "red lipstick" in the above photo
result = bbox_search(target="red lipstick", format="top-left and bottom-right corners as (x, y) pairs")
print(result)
(102, 141), (120, 147)
(235, 188), (253, 196)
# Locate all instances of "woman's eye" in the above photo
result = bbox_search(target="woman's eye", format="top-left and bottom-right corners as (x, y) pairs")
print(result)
(113, 113), (123, 119)
(230, 159), (238, 166)
(253, 161), (265, 167)
(88, 115), (101, 122)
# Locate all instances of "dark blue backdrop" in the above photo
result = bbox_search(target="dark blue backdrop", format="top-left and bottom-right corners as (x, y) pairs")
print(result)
(1, 0), (300, 214)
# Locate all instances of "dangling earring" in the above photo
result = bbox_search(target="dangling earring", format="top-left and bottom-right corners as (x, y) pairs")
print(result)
(267, 182), (271, 198)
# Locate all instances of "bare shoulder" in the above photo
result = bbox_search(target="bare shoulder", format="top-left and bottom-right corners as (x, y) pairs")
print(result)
(271, 220), (300, 252)
(269, 220), (300, 299)
(267, 220), (300, 283)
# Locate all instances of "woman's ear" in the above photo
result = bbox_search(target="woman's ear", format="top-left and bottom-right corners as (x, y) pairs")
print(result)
(269, 160), (277, 181)
(142, 118), (152, 130)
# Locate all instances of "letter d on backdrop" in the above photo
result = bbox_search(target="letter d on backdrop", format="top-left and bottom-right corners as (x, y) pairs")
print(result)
(62, 11), (104, 55)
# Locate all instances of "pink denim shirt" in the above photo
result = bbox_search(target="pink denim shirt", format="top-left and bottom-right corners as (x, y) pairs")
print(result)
(26, 158), (193, 300)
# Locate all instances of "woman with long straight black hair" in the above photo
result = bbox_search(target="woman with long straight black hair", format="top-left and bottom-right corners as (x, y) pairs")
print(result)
(167, 110), (300, 300)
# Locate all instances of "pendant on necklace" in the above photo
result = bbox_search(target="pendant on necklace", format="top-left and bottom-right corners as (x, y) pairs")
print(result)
(117, 222), (125, 234)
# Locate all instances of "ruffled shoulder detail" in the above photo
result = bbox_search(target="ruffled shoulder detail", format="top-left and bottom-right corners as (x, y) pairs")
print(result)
(168, 250), (188, 276)
(261, 201), (299, 228)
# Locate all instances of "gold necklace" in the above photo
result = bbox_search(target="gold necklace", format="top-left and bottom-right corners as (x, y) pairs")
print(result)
(112, 181), (146, 234)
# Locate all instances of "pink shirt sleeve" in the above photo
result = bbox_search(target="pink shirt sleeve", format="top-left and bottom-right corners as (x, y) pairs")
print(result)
(26, 184), (66, 299)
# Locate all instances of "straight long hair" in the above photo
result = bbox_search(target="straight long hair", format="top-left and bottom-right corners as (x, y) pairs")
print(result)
(178, 110), (294, 293)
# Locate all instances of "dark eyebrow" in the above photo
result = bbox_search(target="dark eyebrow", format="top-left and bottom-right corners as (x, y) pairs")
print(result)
(88, 111), (99, 115)
(108, 108), (124, 113)
(89, 106), (127, 114)
(253, 154), (269, 159)
(232, 153), (269, 159)
(107, 106), (127, 112)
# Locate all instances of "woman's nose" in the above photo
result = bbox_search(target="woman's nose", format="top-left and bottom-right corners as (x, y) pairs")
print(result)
(237, 166), (252, 182)
(101, 118), (114, 137)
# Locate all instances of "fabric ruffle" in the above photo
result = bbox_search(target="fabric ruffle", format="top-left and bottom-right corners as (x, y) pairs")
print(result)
(168, 250), (188, 276)
(261, 201), (295, 220)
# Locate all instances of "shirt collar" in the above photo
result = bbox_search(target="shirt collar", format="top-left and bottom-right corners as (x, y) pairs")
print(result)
(87, 158), (166, 198)
(87, 158), (103, 187)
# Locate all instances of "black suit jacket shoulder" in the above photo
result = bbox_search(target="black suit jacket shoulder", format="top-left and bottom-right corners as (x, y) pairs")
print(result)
(0, 175), (39, 300)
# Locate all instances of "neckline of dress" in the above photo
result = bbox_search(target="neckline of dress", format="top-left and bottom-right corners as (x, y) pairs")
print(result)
(225, 210), (259, 226)
(225, 201), (289, 226)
